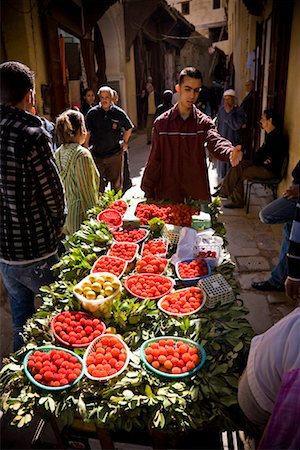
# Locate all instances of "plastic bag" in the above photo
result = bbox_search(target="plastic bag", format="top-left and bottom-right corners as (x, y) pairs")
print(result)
(170, 227), (197, 265)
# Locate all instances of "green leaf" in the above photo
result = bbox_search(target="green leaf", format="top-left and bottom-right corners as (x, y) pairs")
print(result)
(233, 341), (244, 352)
(145, 385), (153, 397)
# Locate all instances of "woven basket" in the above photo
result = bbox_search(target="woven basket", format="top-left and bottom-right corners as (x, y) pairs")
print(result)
(162, 224), (182, 246)
(197, 273), (234, 308)
(83, 334), (130, 381)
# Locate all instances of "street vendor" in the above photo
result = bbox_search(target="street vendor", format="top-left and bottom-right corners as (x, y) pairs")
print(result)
(141, 67), (242, 203)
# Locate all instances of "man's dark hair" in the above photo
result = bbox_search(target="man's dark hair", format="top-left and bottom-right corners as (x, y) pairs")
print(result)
(264, 109), (281, 129)
(179, 67), (203, 85)
(0, 61), (34, 105)
(162, 90), (173, 104)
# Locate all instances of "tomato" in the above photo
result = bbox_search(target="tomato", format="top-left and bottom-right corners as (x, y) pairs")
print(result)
(142, 240), (167, 257)
(92, 255), (127, 278)
(135, 202), (200, 227)
(125, 274), (173, 299)
(51, 311), (105, 347)
(177, 259), (208, 279)
(85, 335), (128, 379)
(113, 228), (147, 243)
(27, 349), (82, 387)
(108, 242), (138, 262)
(145, 339), (201, 375)
(135, 255), (168, 274)
(159, 287), (204, 315)
(109, 199), (128, 216)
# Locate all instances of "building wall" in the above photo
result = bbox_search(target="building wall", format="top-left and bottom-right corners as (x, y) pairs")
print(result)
(167, 0), (226, 38)
(282, 0), (300, 190)
(227, 0), (299, 193)
(1, 0), (49, 116)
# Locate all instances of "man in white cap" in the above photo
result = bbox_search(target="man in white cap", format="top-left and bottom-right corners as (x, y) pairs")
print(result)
(213, 89), (244, 191)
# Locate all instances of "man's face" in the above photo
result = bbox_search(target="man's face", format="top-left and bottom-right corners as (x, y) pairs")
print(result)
(177, 76), (202, 112)
(223, 95), (235, 108)
(260, 113), (270, 130)
(84, 90), (95, 105)
(99, 90), (112, 111)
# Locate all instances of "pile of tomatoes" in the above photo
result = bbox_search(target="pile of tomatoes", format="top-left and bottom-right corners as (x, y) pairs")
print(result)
(144, 339), (201, 375)
(92, 255), (127, 278)
(85, 335), (128, 379)
(177, 259), (209, 279)
(113, 228), (147, 243)
(26, 349), (82, 387)
(135, 203), (199, 227)
(159, 287), (204, 315)
(142, 239), (167, 257)
(109, 199), (128, 216)
(108, 242), (138, 262)
(51, 311), (105, 347)
(136, 255), (168, 274)
(125, 274), (173, 299)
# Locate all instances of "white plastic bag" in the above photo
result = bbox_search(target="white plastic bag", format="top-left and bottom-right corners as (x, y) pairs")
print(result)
(170, 227), (197, 265)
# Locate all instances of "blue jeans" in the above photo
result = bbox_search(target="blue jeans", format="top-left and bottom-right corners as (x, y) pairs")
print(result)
(0, 254), (59, 351)
(259, 196), (297, 288)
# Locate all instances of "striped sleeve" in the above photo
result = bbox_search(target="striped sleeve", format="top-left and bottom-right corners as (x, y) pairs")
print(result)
(76, 151), (100, 213)
(287, 199), (300, 280)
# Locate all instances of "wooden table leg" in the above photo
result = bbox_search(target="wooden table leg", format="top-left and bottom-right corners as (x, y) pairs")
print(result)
(96, 426), (115, 450)
(151, 429), (168, 449)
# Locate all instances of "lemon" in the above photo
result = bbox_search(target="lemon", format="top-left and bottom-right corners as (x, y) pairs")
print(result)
(74, 287), (82, 294)
(104, 286), (114, 296)
(89, 275), (97, 283)
(112, 281), (120, 289)
(83, 286), (92, 295)
(91, 282), (102, 293)
(106, 327), (117, 334)
(86, 290), (96, 300)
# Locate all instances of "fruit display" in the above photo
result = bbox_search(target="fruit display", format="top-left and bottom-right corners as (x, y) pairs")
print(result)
(83, 334), (129, 381)
(135, 254), (168, 274)
(107, 241), (138, 263)
(157, 287), (206, 316)
(91, 255), (127, 278)
(125, 273), (173, 299)
(73, 272), (121, 316)
(135, 203), (199, 227)
(24, 347), (84, 389)
(140, 337), (206, 378)
(97, 209), (122, 231)
(142, 239), (168, 257)
(51, 311), (106, 347)
(112, 228), (148, 243)
(109, 199), (128, 216)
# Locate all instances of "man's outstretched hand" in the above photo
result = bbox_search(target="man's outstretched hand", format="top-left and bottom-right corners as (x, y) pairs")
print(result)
(230, 145), (243, 167)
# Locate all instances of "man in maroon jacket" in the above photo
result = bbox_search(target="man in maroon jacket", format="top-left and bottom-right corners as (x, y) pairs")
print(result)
(141, 67), (242, 203)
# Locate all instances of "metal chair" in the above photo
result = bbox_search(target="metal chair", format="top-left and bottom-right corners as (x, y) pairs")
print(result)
(244, 156), (288, 214)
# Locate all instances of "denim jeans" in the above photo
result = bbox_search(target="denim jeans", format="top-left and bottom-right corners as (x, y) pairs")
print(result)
(259, 196), (297, 288)
(0, 253), (59, 351)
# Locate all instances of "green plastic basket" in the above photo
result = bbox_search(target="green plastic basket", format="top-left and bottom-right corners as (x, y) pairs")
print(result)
(23, 345), (84, 391)
(140, 336), (206, 379)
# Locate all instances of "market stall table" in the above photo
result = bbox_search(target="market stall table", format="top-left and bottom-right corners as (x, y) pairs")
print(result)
(0, 195), (254, 449)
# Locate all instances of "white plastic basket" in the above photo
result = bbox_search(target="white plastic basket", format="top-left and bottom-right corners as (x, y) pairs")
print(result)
(162, 224), (182, 246)
(197, 273), (234, 308)
(83, 334), (130, 381)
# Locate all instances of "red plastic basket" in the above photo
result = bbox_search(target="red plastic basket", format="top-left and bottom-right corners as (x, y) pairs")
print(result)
(91, 255), (127, 279)
(97, 208), (123, 231)
(51, 311), (106, 348)
(124, 273), (174, 300)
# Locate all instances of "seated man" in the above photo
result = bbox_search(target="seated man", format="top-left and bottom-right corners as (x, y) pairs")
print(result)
(252, 160), (300, 291)
(213, 109), (288, 208)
